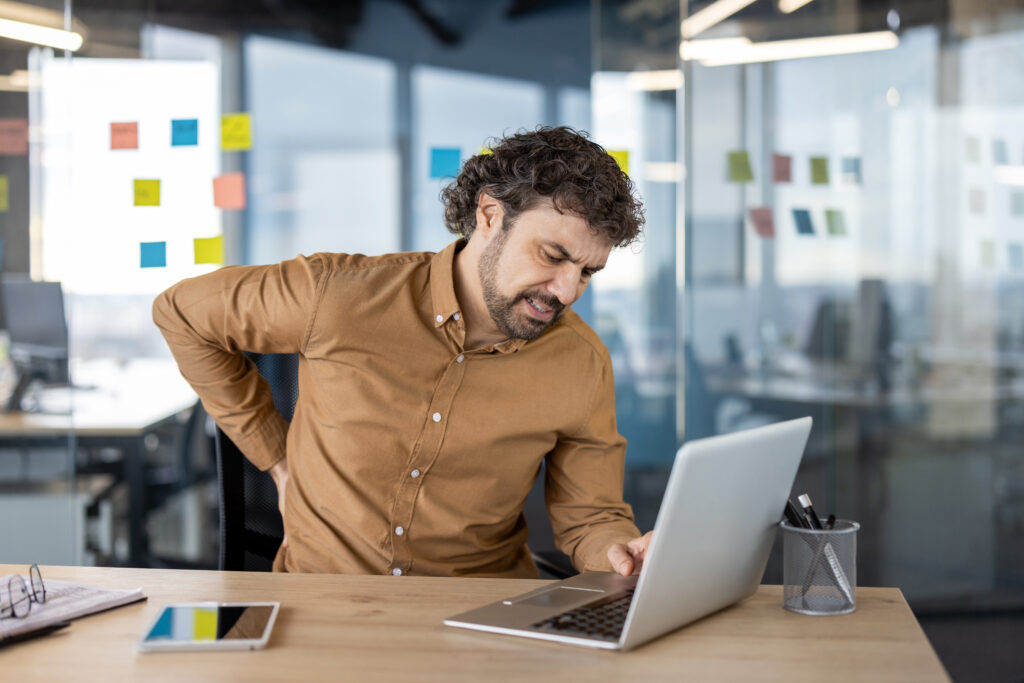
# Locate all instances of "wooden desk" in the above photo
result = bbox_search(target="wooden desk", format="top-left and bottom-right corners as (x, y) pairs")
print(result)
(1, 566), (948, 682)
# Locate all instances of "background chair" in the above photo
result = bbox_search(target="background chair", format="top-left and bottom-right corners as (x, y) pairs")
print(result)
(215, 352), (574, 579)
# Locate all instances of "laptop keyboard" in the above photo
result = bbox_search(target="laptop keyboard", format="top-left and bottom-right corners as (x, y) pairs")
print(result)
(531, 588), (635, 641)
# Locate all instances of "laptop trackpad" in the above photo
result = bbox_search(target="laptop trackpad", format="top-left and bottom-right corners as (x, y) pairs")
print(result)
(515, 587), (604, 609)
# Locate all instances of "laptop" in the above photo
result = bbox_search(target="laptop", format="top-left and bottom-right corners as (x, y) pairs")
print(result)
(443, 416), (813, 651)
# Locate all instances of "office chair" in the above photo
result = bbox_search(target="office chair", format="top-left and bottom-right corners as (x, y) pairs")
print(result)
(215, 352), (574, 579)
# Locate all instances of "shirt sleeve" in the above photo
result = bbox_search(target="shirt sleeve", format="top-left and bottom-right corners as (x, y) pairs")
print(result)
(544, 356), (642, 572)
(152, 254), (327, 471)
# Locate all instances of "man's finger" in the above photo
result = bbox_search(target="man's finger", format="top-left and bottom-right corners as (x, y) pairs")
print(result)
(281, 534), (289, 548)
(607, 544), (634, 576)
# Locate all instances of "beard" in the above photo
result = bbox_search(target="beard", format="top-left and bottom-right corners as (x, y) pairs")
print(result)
(478, 228), (566, 341)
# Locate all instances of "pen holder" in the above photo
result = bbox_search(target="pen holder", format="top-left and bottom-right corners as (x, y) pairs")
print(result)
(781, 519), (859, 616)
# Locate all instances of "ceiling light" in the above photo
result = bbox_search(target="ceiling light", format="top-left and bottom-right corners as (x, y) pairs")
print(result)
(778, 0), (815, 13)
(0, 17), (83, 51)
(626, 70), (684, 91)
(697, 30), (899, 66)
(680, 36), (753, 61)
(681, 0), (759, 40)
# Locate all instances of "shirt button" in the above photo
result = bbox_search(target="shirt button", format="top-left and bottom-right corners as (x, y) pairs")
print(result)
(392, 568), (402, 576)
(395, 526), (404, 536)
(435, 314), (443, 323)
(453, 312), (461, 321)
(456, 354), (465, 363)
(432, 412), (441, 422)
(410, 469), (420, 478)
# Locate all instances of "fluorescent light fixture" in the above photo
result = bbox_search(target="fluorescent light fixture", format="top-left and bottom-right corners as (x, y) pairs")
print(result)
(645, 162), (685, 183)
(778, 0), (815, 13)
(697, 30), (899, 66)
(680, 36), (753, 60)
(626, 69), (684, 91)
(994, 165), (1024, 186)
(0, 17), (83, 51)
(681, 0), (758, 39)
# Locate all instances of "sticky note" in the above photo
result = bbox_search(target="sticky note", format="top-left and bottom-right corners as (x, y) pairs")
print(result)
(110, 122), (138, 150)
(0, 118), (28, 155)
(810, 157), (829, 184)
(608, 150), (630, 174)
(748, 207), (774, 238)
(792, 208), (815, 235)
(194, 235), (225, 265)
(965, 136), (980, 162)
(825, 209), (847, 236)
(134, 179), (160, 206)
(140, 241), (166, 268)
(213, 172), (246, 210)
(993, 139), (1008, 165)
(478, 147), (492, 156)
(0, 175), (8, 213)
(980, 240), (995, 267)
(171, 118), (198, 146)
(1011, 190), (1024, 217)
(193, 606), (217, 641)
(841, 157), (861, 184)
(772, 154), (791, 183)
(1009, 244), (1024, 270)
(727, 151), (753, 182)
(429, 148), (461, 179)
(221, 113), (252, 151)
(969, 187), (985, 215)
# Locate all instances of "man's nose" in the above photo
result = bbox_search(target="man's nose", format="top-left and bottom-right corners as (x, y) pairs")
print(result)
(549, 267), (580, 307)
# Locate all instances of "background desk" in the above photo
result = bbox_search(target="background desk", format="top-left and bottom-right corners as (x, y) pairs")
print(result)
(1, 565), (948, 681)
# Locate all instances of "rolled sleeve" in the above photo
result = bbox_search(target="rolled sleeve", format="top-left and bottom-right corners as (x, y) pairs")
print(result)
(152, 254), (326, 471)
(545, 357), (641, 572)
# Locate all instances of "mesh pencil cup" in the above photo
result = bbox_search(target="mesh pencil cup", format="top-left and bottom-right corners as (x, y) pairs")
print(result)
(781, 519), (859, 615)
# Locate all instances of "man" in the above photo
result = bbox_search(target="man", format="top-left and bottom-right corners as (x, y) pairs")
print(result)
(154, 126), (651, 578)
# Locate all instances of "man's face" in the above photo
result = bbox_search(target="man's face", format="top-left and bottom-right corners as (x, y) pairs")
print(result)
(477, 202), (612, 341)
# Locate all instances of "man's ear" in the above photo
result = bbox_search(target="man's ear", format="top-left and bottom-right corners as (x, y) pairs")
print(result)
(474, 191), (504, 239)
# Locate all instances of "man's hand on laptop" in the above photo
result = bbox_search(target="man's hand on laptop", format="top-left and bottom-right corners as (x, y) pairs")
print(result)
(607, 531), (653, 576)
(269, 458), (289, 548)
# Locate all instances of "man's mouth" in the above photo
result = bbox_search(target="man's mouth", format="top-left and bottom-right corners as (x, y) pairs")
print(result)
(523, 296), (561, 322)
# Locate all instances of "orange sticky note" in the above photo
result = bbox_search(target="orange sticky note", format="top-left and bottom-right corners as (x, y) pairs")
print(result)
(111, 122), (138, 150)
(194, 235), (224, 265)
(0, 118), (28, 155)
(213, 172), (246, 210)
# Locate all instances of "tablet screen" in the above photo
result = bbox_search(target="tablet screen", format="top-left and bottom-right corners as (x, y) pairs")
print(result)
(143, 604), (276, 644)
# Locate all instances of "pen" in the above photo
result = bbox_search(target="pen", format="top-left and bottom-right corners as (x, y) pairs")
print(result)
(0, 621), (70, 648)
(825, 514), (835, 530)
(783, 500), (807, 528)
(798, 494), (824, 530)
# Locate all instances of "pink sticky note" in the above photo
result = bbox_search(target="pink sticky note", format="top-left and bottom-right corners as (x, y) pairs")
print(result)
(0, 118), (28, 155)
(772, 154), (791, 183)
(213, 172), (246, 210)
(111, 122), (138, 150)
(749, 207), (775, 238)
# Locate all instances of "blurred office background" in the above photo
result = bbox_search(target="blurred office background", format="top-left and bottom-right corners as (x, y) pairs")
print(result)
(0, 0), (1020, 679)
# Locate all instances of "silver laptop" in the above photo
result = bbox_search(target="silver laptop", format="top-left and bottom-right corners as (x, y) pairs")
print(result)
(444, 417), (813, 651)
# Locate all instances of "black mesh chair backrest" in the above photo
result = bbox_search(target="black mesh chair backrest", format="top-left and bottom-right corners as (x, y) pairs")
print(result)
(215, 352), (298, 572)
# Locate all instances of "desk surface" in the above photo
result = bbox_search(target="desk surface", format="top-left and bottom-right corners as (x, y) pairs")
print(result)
(1, 565), (948, 682)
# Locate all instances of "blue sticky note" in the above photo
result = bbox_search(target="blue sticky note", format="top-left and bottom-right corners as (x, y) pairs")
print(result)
(993, 139), (1008, 165)
(1010, 244), (1024, 270)
(792, 209), (815, 235)
(140, 241), (167, 268)
(171, 119), (198, 146)
(430, 148), (461, 179)
(841, 157), (861, 184)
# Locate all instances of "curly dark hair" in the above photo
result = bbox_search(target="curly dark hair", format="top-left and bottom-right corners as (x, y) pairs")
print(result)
(440, 126), (644, 248)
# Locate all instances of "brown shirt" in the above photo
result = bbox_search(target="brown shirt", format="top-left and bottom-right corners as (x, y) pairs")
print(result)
(153, 240), (640, 578)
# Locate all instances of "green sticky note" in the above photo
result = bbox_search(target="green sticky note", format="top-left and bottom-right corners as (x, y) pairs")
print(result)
(194, 235), (224, 265)
(134, 179), (160, 206)
(965, 136), (980, 163)
(825, 209), (846, 236)
(980, 240), (995, 267)
(1011, 190), (1024, 217)
(728, 151), (753, 182)
(810, 157), (829, 185)
(608, 150), (630, 174)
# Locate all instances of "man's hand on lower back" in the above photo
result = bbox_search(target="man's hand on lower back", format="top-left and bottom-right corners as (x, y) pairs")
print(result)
(606, 531), (654, 576)
(269, 459), (289, 548)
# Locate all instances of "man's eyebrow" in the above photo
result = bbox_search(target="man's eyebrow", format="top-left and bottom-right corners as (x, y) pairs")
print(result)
(546, 242), (605, 272)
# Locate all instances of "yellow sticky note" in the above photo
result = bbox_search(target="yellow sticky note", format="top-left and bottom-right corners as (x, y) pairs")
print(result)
(194, 235), (225, 265)
(0, 175), (8, 213)
(193, 606), (217, 641)
(478, 147), (492, 156)
(608, 150), (629, 174)
(134, 179), (160, 206)
(221, 113), (252, 151)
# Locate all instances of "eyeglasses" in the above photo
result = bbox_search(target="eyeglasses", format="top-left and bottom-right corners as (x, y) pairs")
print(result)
(0, 564), (47, 619)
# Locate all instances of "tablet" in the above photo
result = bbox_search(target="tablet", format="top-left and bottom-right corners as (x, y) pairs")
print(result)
(137, 602), (280, 652)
